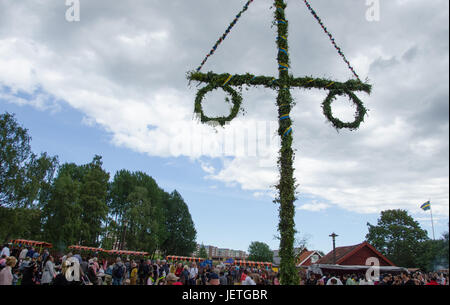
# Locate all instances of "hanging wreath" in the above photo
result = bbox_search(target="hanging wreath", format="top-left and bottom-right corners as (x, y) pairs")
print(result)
(194, 83), (243, 126)
(322, 89), (368, 130)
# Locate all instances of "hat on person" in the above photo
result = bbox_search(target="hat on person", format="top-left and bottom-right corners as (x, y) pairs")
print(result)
(209, 272), (219, 280)
(166, 273), (179, 282)
(209, 272), (220, 285)
(33, 252), (40, 259)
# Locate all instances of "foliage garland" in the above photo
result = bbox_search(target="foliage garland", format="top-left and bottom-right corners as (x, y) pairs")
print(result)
(187, 0), (372, 285)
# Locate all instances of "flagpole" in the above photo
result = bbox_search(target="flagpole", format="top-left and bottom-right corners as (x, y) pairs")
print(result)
(429, 200), (436, 240)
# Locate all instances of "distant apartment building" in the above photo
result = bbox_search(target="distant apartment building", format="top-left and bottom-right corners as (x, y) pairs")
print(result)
(192, 244), (247, 260)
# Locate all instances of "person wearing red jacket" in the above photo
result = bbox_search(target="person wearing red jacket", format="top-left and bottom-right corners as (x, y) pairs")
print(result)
(426, 276), (440, 286)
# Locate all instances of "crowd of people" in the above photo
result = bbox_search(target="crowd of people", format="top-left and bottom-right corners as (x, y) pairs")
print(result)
(0, 244), (448, 286)
(304, 272), (449, 286)
(0, 244), (280, 285)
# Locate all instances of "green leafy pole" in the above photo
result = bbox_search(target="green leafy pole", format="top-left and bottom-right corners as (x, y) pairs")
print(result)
(187, 0), (372, 285)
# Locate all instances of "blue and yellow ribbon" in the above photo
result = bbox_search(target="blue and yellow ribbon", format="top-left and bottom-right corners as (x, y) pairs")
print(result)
(279, 48), (288, 56)
(283, 126), (293, 137)
(223, 75), (233, 86)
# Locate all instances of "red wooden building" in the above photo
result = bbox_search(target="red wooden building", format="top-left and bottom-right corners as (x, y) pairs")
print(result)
(296, 250), (323, 267)
(317, 241), (395, 266)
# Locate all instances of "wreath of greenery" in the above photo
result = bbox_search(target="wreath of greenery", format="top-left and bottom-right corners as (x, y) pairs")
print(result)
(194, 82), (242, 127)
(322, 89), (368, 130)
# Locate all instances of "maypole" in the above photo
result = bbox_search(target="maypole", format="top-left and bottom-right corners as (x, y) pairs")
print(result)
(187, 0), (372, 285)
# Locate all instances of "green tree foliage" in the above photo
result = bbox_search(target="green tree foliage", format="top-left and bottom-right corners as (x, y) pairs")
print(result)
(0, 112), (58, 208)
(2, 112), (198, 255)
(160, 190), (197, 256)
(247, 241), (274, 262)
(416, 229), (449, 271)
(78, 156), (109, 246)
(41, 173), (82, 251)
(198, 244), (208, 259)
(122, 186), (160, 254)
(107, 170), (167, 254)
(41, 156), (109, 249)
(0, 207), (42, 243)
(366, 209), (429, 268)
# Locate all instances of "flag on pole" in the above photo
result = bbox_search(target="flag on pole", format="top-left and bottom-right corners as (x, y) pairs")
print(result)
(420, 201), (431, 211)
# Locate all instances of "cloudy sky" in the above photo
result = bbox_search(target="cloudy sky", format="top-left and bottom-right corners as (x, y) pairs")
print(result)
(0, 0), (448, 254)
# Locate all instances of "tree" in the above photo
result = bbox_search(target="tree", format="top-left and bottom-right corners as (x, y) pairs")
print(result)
(366, 209), (429, 268)
(247, 241), (274, 262)
(42, 156), (109, 249)
(41, 173), (83, 251)
(0, 112), (58, 208)
(78, 156), (109, 246)
(107, 170), (167, 253)
(122, 186), (160, 253)
(0, 206), (42, 243)
(198, 244), (208, 259)
(160, 190), (197, 256)
(416, 228), (449, 271)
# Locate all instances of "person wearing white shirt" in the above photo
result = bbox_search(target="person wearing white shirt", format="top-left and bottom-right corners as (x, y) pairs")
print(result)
(326, 277), (343, 285)
(19, 248), (28, 261)
(242, 270), (256, 285)
(1, 245), (10, 258)
(189, 263), (198, 285)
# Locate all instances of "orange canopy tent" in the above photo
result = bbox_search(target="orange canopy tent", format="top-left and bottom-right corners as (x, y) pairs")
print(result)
(235, 260), (272, 267)
(107, 250), (149, 257)
(68, 245), (104, 253)
(67, 246), (149, 257)
(166, 255), (204, 262)
(10, 239), (53, 249)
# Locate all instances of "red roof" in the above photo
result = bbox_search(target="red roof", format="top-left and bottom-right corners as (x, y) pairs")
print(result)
(317, 242), (395, 266)
(297, 250), (322, 266)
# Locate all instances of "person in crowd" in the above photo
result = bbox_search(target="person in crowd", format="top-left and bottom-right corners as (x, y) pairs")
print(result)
(104, 261), (113, 285)
(112, 257), (126, 286)
(18, 247), (28, 262)
(219, 271), (228, 285)
(326, 275), (343, 285)
(130, 262), (138, 285)
(80, 257), (89, 276)
(41, 255), (56, 285)
(426, 275), (440, 286)
(401, 273), (415, 285)
(0, 256), (17, 285)
(180, 265), (190, 285)
(273, 273), (280, 285)
(208, 271), (220, 285)
(359, 275), (374, 285)
(162, 260), (170, 277)
(189, 262), (198, 285)
(138, 259), (148, 285)
(165, 273), (182, 285)
(87, 259), (98, 285)
(26, 247), (36, 259)
(306, 274), (317, 285)
(53, 260), (70, 286)
(242, 270), (256, 285)
(1, 244), (10, 258)
(175, 262), (183, 278)
(123, 258), (131, 282)
(21, 258), (38, 285)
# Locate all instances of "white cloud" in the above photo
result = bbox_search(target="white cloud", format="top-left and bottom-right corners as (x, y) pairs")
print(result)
(298, 202), (331, 212)
(0, 0), (448, 219)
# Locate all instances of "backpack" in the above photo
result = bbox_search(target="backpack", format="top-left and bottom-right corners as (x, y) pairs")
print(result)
(113, 264), (124, 278)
